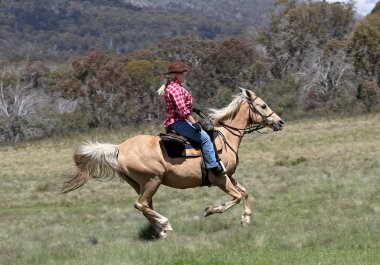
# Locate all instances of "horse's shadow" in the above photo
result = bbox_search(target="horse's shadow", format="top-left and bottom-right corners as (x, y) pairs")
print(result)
(137, 223), (160, 241)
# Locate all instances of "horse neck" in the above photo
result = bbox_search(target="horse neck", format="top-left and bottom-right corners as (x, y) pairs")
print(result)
(218, 103), (250, 152)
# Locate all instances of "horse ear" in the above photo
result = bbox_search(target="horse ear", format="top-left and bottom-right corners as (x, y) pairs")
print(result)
(246, 89), (256, 99)
(240, 87), (256, 99)
(240, 87), (248, 97)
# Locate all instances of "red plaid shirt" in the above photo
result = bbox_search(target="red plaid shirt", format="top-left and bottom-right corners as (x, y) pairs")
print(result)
(164, 79), (193, 128)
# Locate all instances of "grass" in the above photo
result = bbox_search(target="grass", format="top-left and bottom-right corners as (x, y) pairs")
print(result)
(1, 114), (380, 264)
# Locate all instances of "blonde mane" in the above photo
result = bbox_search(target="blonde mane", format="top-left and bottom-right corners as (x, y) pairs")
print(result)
(208, 93), (246, 124)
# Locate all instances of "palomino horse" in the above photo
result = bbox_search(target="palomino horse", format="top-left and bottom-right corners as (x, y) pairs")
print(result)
(61, 89), (284, 238)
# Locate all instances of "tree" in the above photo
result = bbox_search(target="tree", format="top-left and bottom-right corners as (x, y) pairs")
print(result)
(203, 38), (257, 89)
(125, 59), (169, 122)
(348, 2), (380, 82)
(298, 42), (356, 109)
(348, 2), (380, 112)
(257, 0), (357, 113)
(356, 79), (379, 112)
(0, 73), (50, 142)
(259, 0), (356, 79)
(64, 51), (132, 127)
(156, 35), (219, 107)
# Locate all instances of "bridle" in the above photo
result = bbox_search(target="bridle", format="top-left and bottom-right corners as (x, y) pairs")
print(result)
(218, 96), (274, 136)
(193, 97), (277, 173)
(215, 96), (275, 173)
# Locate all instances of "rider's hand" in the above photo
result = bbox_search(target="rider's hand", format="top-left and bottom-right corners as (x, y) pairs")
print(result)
(192, 122), (202, 132)
(192, 107), (200, 114)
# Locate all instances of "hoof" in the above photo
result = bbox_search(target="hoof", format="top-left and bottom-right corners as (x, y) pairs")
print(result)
(159, 231), (168, 239)
(203, 206), (214, 217)
(163, 222), (173, 232)
(240, 220), (249, 227)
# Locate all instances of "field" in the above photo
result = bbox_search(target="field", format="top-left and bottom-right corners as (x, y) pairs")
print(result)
(1, 114), (380, 265)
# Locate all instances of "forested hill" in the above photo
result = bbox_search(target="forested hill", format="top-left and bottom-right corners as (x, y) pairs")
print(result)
(1, 1), (378, 144)
(124, 0), (275, 27)
(0, 0), (275, 62)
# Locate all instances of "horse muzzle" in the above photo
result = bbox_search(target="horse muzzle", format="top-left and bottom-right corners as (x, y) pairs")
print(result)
(271, 119), (284, 131)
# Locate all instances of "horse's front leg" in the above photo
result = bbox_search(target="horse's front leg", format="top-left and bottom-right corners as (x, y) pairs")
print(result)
(228, 176), (252, 226)
(203, 173), (242, 217)
(233, 180), (252, 226)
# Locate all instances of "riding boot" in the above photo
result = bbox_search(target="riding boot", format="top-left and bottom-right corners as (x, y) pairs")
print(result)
(209, 163), (226, 177)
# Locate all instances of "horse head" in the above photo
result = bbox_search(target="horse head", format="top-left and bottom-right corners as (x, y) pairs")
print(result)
(241, 88), (284, 132)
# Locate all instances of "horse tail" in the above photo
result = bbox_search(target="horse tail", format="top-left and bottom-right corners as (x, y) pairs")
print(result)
(60, 141), (121, 194)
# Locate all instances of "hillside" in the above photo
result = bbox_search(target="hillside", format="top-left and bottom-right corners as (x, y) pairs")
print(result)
(1, 114), (379, 264)
(124, 0), (275, 26)
(2, 1), (378, 145)
(0, 0), (275, 62)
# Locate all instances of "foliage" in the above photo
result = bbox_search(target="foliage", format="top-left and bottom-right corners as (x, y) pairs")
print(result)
(68, 51), (132, 127)
(348, 2), (380, 82)
(297, 45), (356, 108)
(259, 74), (301, 117)
(156, 36), (219, 106)
(356, 79), (379, 112)
(124, 0), (275, 27)
(1, 1), (380, 143)
(348, 2), (380, 111)
(0, 65), (52, 142)
(125, 59), (169, 122)
(259, 0), (356, 78)
(203, 38), (257, 89)
(156, 36), (260, 108)
(258, 0), (357, 114)
(0, 0), (273, 62)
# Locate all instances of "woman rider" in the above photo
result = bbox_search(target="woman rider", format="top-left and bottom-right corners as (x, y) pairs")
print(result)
(162, 62), (226, 177)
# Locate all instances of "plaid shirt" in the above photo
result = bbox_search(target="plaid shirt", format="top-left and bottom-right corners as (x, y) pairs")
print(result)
(164, 79), (193, 128)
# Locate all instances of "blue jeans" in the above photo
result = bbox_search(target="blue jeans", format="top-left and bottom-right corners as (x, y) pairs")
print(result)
(170, 120), (219, 169)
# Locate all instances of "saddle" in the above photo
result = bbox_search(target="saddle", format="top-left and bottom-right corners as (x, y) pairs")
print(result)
(159, 117), (219, 158)
(158, 131), (221, 158)
(158, 115), (223, 186)
(158, 130), (222, 187)
(158, 133), (201, 157)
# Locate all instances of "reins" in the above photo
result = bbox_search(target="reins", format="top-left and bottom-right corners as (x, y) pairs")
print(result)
(218, 121), (265, 135)
(194, 96), (273, 173)
(216, 130), (240, 174)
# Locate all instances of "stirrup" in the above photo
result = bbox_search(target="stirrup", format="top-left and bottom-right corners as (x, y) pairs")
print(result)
(210, 162), (226, 176)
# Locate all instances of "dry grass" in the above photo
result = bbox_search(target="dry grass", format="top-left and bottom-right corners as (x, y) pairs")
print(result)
(1, 114), (380, 264)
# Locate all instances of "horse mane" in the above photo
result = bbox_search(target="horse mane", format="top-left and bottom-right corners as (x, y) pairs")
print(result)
(208, 93), (246, 124)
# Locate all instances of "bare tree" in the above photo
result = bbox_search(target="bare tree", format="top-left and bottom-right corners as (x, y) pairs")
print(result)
(0, 76), (49, 142)
(297, 48), (356, 109)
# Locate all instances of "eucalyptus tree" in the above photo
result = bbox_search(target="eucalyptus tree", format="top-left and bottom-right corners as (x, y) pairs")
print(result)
(258, 0), (357, 111)
(348, 2), (380, 112)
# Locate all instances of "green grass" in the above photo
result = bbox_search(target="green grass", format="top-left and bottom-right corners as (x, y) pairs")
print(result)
(1, 114), (380, 265)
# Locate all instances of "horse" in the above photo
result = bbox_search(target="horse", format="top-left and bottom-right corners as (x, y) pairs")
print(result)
(60, 88), (284, 238)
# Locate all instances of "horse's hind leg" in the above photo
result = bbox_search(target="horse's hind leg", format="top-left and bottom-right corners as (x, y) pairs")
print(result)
(204, 174), (242, 217)
(121, 173), (161, 232)
(133, 177), (173, 238)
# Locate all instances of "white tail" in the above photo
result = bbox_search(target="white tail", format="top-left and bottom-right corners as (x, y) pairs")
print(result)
(60, 141), (121, 193)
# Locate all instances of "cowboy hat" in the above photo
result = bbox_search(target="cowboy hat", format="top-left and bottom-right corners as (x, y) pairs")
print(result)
(164, 62), (188, 75)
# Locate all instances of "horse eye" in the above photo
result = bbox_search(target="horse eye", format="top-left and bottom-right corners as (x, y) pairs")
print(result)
(261, 104), (267, 109)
